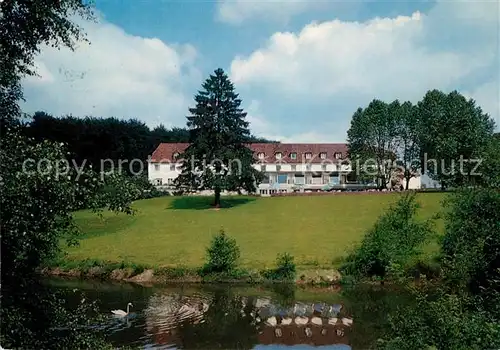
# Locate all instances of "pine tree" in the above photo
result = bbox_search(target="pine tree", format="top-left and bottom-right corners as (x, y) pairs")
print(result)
(175, 68), (262, 207)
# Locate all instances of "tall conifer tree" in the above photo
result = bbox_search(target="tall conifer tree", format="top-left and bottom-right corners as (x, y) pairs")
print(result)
(175, 68), (262, 207)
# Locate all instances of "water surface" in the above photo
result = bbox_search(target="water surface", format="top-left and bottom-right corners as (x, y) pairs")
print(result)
(44, 278), (405, 349)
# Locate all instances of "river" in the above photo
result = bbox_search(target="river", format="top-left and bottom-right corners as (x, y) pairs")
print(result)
(41, 277), (410, 349)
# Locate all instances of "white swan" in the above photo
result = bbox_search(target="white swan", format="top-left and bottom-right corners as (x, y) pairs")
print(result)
(311, 317), (323, 326)
(295, 316), (309, 325)
(341, 317), (353, 326)
(112, 302), (133, 317)
(266, 316), (277, 326)
(328, 317), (338, 325)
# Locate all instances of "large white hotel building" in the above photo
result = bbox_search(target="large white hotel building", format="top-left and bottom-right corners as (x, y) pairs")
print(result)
(148, 143), (420, 195)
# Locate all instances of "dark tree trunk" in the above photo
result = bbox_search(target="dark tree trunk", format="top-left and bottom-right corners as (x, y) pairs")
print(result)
(214, 187), (221, 208)
(379, 176), (386, 191)
(405, 177), (410, 190)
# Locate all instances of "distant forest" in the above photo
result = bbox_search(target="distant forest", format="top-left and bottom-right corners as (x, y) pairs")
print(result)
(21, 112), (275, 173)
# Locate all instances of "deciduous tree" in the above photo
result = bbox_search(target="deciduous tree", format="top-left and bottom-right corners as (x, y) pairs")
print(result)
(347, 99), (400, 190)
(417, 90), (495, 188)
(396, 101), (421, 190)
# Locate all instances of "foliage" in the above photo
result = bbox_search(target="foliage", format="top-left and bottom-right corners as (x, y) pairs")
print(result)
(0, 127), (135, 281)
(347, 99), (400, 189)
(21, 112), (276, 175)
(201, 229), (241, 275)
(175, 68), (263, 206)
(375, 188), (500, 349)
(440, 188), (500, 301)
(477, 135), (500, 189)
(417, 90), (495, 188)
(378, 289), (500, 350)
(0, 1), (137, 349)
(341, 192), (435, 279)
(0, 278), (114, 349)
(0, 0), (93, 122)
(93, 172), (168, 211)
(396, 101), (421, 190)
(262, 252), (296, 281)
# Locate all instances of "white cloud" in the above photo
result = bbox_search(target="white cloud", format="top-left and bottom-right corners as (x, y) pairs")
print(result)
(22, 14), (201, 128)
(216, 0), (321, 25)
(230, 0), (500, 139)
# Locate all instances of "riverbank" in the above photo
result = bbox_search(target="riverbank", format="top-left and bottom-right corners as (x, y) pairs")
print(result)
(40, 258), (344, 286)
(40, 255), (440, 287)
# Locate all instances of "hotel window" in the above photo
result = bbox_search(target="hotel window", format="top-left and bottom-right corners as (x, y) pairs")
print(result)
(167, 178), (174, 185)
(154, 164), (160, 171)
(290, 152), (297, 159)
(276, 165), (281, 172)
(173, 152), (180, 160)
(322, 164), (327, 171)
(170, 164), (176, 171)
(305, 152), (312, 159)
(320, 152), (327, 159)
(306, 164), (312, 171)
(258, 152), (265, 160)
(334, 152), (342, 159)
(275, 152), (282, 159)
(155, 178), (162, 185)
(261, 165), (266, 172)
(291, 164), (296, 171)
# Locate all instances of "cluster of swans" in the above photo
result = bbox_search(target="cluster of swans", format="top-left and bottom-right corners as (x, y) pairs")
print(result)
(264, 314), (353, 327)
(256, 303), (353, 328)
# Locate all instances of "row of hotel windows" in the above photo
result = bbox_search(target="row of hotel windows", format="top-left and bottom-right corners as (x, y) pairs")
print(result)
(262, 174), (340, 185)
(258, 152), (342, 160)
(260, 189), (287, 195)
(167, 152), (343, 160)
(262, 164), (337, 172)
(153, 163), (343, 171)
(152, 178), (174, 185)
(154, 164), (177, 171)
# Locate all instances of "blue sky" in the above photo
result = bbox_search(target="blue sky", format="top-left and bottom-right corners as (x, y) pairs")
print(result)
(22, 0), (499, 142)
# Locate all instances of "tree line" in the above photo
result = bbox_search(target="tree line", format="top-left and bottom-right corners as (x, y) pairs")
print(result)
(347, 91), (499, 190)
(15, 112), (274, 174)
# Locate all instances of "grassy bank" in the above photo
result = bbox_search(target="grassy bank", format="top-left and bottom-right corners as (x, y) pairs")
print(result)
(65, 193), (445, 269)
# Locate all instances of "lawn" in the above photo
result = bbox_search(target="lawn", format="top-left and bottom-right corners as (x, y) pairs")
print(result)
(66, 192), (446, 270)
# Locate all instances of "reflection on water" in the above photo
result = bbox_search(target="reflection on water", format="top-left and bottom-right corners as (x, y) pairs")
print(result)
(43, 278), (398, 349)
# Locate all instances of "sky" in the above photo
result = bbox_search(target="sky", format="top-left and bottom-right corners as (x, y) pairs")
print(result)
(22, 0), (500, 143)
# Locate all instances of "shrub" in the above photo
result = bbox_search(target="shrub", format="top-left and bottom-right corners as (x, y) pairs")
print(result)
(378, 290), (500, 350)
(201, 229), (240, 275)
(263, 252), (296, 281)
(341, 192), (435, 279)
(440, 188), (500, 306)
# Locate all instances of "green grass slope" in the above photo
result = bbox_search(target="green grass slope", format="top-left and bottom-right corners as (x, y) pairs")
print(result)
(66, 193), (445, 270)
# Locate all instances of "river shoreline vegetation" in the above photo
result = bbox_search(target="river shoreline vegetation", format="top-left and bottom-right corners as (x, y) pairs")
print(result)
(1, 1), (500, 349)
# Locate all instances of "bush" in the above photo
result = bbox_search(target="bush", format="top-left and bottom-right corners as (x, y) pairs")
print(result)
(262, 252), (296, 281)
(377, 188), (500, 348)
(440, 188), (500, 306)
(378, 289), (500, 350)
(341, 192), (435, 280)
(201, 229), (240, 275)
